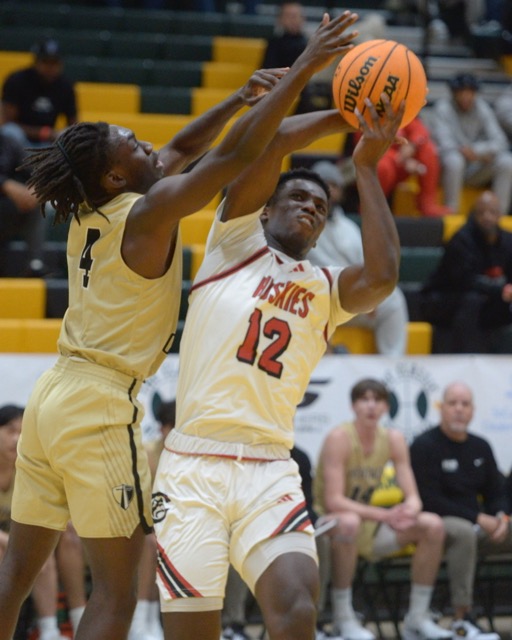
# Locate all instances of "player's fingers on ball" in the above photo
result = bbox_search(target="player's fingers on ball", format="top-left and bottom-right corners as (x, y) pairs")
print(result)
(364, 98), (380, 123)
(354, 107), (368, 130)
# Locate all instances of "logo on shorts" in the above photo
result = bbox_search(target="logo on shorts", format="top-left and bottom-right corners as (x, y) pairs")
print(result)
(113, 484), (135, 510)
(151, 492), (171, 523)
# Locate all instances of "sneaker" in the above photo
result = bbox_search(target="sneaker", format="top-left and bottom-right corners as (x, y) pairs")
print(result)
(222, 624), (250, 640)
(337, 618), (375, 640)
(451, 618), (500, 640)
(402, 615), (453, 640)
(316, 628), (344, 639)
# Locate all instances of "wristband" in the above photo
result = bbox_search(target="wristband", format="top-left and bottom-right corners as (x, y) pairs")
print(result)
(39, 126), (52, 142)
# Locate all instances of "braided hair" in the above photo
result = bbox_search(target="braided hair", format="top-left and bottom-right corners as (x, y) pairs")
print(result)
(19, 121), (112, 225)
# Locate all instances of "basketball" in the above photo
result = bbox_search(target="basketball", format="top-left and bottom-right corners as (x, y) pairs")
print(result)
(332, 39), (428, 129)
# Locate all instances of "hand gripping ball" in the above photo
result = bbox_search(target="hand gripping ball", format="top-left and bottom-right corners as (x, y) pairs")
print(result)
(332, 39), (428, 128)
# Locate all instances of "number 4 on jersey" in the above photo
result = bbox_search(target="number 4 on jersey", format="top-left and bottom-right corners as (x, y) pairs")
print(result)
(79, 228), (101, 288)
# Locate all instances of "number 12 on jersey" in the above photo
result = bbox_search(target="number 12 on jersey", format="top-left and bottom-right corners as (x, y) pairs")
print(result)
(236, 308), (291, 379)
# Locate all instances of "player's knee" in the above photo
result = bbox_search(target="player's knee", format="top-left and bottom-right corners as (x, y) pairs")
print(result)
(266, 587), (317, 639)
(419, 512), (446, 543)
(333, 511), (362, 541)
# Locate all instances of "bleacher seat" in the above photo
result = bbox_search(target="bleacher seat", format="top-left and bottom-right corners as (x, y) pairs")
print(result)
(191, 87), (236, 116)
(399, 246), (443, 283)
(330, 322), (432, 355)
(443, 214), (512, 243)
(0, 318), (61, 353)
(202, 61), (256, 90)
(189, 244), (206, 281)
(161, 35), (213, 62)
(0, 279), (46, 319)
(180, 210), (215, 246)
(141, 87), (191, 116)
(79, 111), (191, 149)
(45, 279), (68, 319)
(76, 82), (140, 114)
(212, 36), (265, 67)
(394, 216), (444, 247)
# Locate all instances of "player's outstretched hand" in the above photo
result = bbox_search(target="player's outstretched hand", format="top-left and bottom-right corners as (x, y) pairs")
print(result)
(353, 93), (405, 168)
(299, 10), (359, 74)
(240, 67), (290, 106)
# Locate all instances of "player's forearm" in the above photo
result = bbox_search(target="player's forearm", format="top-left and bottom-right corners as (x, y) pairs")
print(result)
(273, 109), (351, 155)
(162, 91), (245, 161)
(220, 60), (319, 164)
(357, 164), (400, 292)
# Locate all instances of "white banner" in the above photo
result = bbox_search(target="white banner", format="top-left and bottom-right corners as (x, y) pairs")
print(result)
(1, 353), (511, 474)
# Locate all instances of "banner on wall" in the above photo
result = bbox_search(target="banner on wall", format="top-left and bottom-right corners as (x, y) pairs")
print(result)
(1, 353), (512, 473)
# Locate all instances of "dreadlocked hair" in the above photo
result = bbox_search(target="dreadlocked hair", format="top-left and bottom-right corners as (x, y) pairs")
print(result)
(19, 121), (111, 225)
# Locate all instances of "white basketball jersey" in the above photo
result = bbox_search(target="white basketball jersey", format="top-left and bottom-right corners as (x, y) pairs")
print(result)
(172, 205), (353, 451)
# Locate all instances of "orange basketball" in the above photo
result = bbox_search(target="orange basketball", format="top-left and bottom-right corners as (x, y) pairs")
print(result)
(332, 39), (428, 129)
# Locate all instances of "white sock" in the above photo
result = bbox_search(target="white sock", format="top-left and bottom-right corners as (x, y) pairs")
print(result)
(148, 601), (163, 637)
(407, 584), (433, 622)
(331, 587), (356, 623)
(38, 615), (60, 640)
(148, 600), (161, 625)
(69, 605), (85, 632)
(131, 600), (151, 628)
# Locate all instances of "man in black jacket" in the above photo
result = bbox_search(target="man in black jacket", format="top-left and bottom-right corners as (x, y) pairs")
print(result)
(421, 190), (512, 353)
(0, 129), (45, 276)
(410, 381), (511, 639)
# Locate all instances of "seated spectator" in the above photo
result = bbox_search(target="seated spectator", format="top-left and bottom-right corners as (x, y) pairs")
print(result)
(420, 190), (512, 353)
(410, 381), (510, 639)
(0, 405), (67, 640)
(1, 38), (77, 148)
(431, 73), (512, 215)
(0, 128), (46, 277)
(436, 0), (485, 42)
(261, 2), (330, 113)
(307, 161), (409, 356)
(375, 116), (453, 217)
(494, 84), (512, 147)
(313, 378), (452, 640)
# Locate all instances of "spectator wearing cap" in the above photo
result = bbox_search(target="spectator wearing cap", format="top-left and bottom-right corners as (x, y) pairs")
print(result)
(307, 160), (409, 356)
(430, 72), (512, 214)
(1, 38), (77, 147)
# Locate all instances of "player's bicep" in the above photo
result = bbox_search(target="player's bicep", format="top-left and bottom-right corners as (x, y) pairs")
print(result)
(337, 263), (380, 314)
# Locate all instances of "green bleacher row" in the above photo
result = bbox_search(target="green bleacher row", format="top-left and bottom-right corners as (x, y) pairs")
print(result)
(0, 2), (276, 38)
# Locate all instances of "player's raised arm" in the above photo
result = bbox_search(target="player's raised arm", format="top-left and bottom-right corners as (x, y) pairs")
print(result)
(336, 95), (403, 314)
(158, 67), (289, 175)
(130, 11), (359, 224)
(222, 109), (352, 220)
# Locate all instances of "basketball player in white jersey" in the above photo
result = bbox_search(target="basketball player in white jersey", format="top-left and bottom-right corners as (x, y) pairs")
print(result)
(0, 12), (360, 640)
(152, 95), (404, 640)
